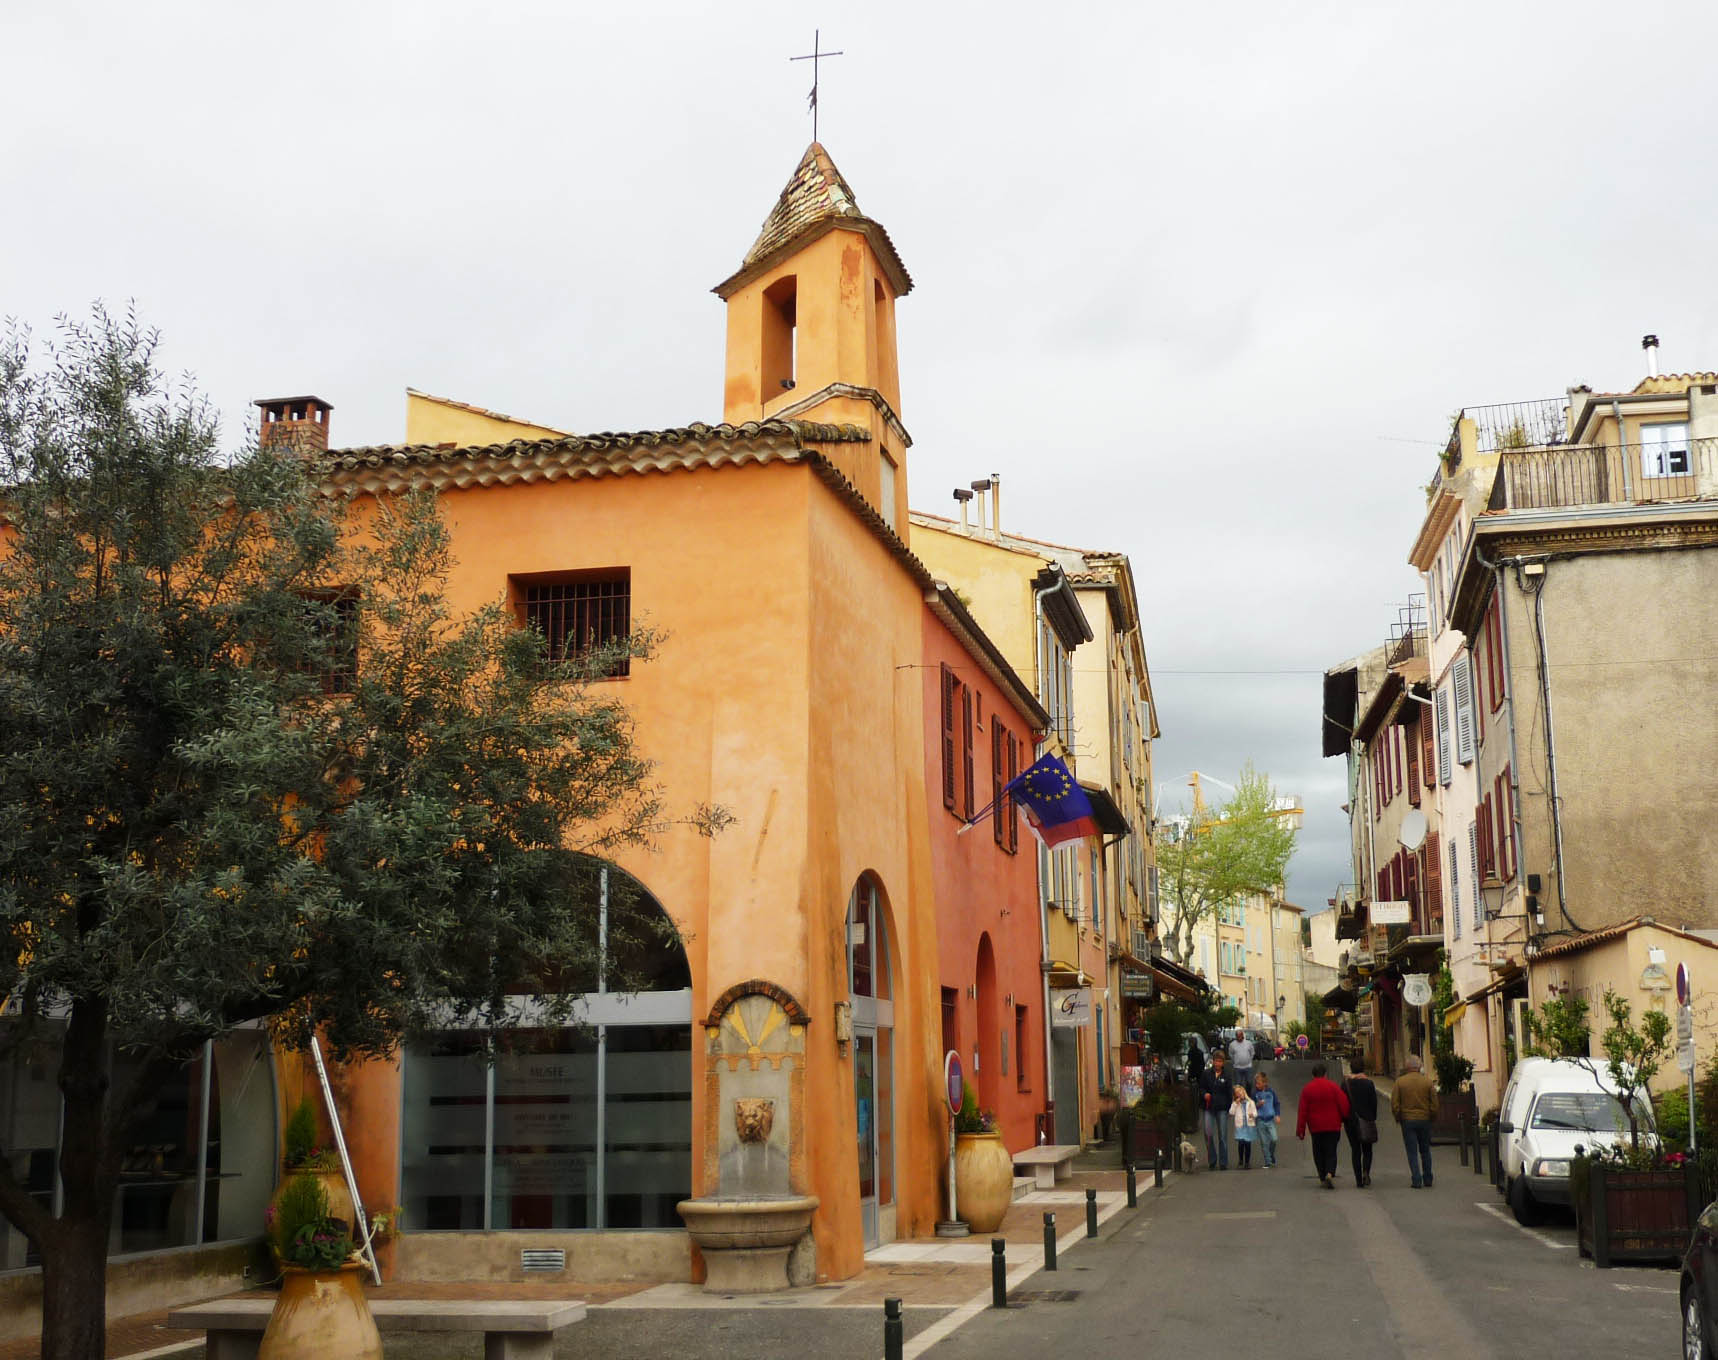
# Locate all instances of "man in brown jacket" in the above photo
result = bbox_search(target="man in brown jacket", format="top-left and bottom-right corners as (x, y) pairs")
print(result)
(1391, 1053), (1439, 1187)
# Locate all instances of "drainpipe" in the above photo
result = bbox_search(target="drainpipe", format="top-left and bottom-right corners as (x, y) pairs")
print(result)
(1613, 398), (1633, 501)
(1033, 576), (1064, 1140)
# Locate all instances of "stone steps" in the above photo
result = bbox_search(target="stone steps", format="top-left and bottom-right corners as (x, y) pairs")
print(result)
(1011, 1175), (1034, 1201)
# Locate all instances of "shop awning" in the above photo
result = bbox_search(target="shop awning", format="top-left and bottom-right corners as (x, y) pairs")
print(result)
(1443, 1001), (1467, 1028)
(1079, 783), (1132, 838)
(1322, 981), (1361, 1013)
(1120, 952), (1207, 1002)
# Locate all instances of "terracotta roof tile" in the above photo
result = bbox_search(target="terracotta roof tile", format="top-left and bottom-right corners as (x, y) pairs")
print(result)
(717, 144), (911, 298)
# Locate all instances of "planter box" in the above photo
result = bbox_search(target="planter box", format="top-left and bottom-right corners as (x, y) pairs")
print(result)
(1576, 1161), (1701, 1267)
(1431, 1090), (1476, 1145)
(1119, 1110), (1178, 1167)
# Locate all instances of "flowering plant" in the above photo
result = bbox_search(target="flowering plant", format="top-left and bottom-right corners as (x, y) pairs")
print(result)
(284, 1219), (355, 1271)
(953, 1081), (996, 1134)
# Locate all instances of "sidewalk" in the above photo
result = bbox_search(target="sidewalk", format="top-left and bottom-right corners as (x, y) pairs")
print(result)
(16, 1164), (1153, 1359)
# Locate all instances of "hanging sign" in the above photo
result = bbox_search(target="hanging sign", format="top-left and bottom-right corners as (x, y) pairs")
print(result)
(1370, 901), (1411, 926)
(1051, 986), (1093, 1027)
(1402, 973), (1433, 1007)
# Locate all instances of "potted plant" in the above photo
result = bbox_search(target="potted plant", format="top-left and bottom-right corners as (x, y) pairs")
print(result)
(268, 1096), (357, 1260)
(1558, 990), (1692, 1267)
(1122, 1087), (1180, 1164)
(260, 1174), (381, 1360)
(952, 1082), (1011, 1233)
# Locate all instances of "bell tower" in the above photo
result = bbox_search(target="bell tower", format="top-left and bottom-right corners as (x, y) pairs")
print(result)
(715, 143), (913, 533)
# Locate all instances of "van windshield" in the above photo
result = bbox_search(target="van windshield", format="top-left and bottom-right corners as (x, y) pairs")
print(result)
(1529, 1091), (1651, 1133)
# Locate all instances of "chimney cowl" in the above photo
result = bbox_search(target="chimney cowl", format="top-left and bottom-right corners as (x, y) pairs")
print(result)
(1642, 334), (1661, 379)
(256, 395), (334, 456)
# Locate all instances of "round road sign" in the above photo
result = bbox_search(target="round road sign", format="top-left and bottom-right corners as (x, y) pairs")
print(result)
(944, 1050), (963, 1114)
(1678, 962), (1692, 1008)
(1296, 1033), (1310, 1051)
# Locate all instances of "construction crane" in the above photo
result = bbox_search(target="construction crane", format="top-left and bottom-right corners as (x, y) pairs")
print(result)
(1187, 771), (1304, 832)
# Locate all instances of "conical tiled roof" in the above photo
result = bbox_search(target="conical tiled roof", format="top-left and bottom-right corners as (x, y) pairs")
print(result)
(743, 143), (865, 266)
(715, 143), (912, 298)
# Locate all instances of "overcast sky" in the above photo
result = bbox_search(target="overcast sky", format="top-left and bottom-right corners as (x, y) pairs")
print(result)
(8, 1), (1717, 911)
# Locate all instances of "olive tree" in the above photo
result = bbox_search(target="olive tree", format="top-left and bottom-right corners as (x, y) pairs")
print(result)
(0, 310), (717, 1359)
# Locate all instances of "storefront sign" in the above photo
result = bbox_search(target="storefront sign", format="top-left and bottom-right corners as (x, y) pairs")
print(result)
(1121, 970), (1154, 999)
(1051, 986), (1093, 1027)
(1370, 901), (1411, 926)
(1402, 973), (1433, 1007)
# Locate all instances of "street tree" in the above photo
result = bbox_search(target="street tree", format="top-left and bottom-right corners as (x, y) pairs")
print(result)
(1156, 764), (1297, 971)
(0, 310), (719, 1360)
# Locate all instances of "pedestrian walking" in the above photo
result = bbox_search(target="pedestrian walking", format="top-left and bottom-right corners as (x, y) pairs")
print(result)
(1227, 1030), (1256, 1096)
(1186, 1038), (1205, 1086)
(1391, 1053), (1439, 1188)
(1295, 1061), (1350, 1189)
(1231, 1084), (1258, 1168)
(1342, 1058), (1379, 1187)
(1198, 1052), (1232, 1170)
(1252, 1071), (1281, 1168)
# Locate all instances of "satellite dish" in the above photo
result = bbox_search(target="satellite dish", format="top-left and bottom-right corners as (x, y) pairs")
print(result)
(1399, 808), (1428, 852)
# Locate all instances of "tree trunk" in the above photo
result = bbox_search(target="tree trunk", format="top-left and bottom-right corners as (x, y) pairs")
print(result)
(39, 997), (116, 1360)
(38, 1217), (111, 1360)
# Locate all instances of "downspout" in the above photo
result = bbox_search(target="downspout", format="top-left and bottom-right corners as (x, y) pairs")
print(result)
(1033, 578), (1061, 1140)
(1613, 398), (1633, 501)
(1521, 557), (1581, 934)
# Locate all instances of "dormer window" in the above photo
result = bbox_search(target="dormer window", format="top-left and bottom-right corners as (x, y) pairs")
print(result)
(1641, 421), (1690, 478)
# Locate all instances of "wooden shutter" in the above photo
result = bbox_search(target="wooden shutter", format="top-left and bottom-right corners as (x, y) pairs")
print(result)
(992, 722), (1006, 848)
(1424, 830), (1442, 930)
(1468, 822), (1481, 924)
(1373, 747), (1384, 820)
(940, 665), (957, 810)
(1477, 795), (1494, 879)
(1487, 601), (1506, 712)
(1007, 734), (1020, 852)
(1406, 719), (1422, 806)
(1420, 706), (1435, 789)
(1496, 768), (1515, 881)
(1435, 686), (1453, 785)
(1405, 852), (1420, 928)
(1452, 653), (1476, 764)
(961, 685), (975, 818)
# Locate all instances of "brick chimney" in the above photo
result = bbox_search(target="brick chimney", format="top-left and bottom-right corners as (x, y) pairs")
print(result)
(256, 396), (333, 456)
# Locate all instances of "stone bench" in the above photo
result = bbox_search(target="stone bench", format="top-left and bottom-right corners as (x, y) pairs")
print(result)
(166, 1296), (586, 1360)
(1012, 1144), (1080, 1190)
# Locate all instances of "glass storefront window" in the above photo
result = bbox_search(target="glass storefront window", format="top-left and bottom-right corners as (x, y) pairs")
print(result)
(1, 1028), (275, 1272)
(400, 862), (692, 1232)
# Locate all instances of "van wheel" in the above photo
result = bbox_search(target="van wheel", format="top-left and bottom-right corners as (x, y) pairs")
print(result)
(1510, 1175), (1544, 1227)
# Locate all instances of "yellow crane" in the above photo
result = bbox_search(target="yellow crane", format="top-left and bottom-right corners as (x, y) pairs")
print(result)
(1187, 771), (1304, 832)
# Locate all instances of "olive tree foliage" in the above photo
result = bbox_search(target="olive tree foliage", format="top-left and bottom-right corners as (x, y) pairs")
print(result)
(1156, 765), (1297, 970)
(0, 309), (721, 1360)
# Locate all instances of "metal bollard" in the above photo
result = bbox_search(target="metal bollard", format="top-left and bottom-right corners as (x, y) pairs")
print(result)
(1154, 1149), (1165, 1189)
(1043, 1211), (1057, 1270)
(991, 1238), (1007, 1308)
(1126, 1163), (1138, 1207)
(1086, 1187), (1098, 1238)
(1458, 1116), (1470, 1167)
(884, 1297), (903, 1360)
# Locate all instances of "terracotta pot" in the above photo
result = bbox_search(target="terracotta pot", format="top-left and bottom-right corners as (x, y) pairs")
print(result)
(955, 1131), (1012, 1233)
(258, 1263), (381, 1360)
(268, 1166), (358, 1264)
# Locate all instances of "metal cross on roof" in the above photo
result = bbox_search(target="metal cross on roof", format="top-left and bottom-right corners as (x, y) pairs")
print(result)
(790, 30), (844, 143)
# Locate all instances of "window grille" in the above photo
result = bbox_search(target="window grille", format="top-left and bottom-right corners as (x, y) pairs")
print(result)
(300, 588), (359, 692)
(522, 575), (630, 676)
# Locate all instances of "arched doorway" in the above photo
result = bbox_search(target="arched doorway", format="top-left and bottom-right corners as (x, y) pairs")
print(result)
(400, 860), (693, 1233)
(848, 876), (894, 1248)
(974, 934), (998, 1109)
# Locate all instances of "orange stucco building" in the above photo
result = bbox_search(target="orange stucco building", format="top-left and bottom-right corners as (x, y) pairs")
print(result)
(294, 144), (1057, 1286)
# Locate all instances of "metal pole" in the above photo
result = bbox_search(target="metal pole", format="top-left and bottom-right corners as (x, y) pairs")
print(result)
(192, 1038), (213, 1246)
(1085, 1187), (1098, 1238)
(1043, 1211), (1057, 1271)
(1691, 1062), (1699, 1157)
(1126, 1163), (1137, 1207)
(309, 1036), (380, 1285)
(1154, 1149), (1164, 1189)
(884, 1297), (903, 1360)
(991, 1239), (1007, 1308)
(1458, 1116), (1469, 1168)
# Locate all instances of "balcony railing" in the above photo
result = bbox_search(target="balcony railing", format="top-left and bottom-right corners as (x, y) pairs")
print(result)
(1490, 439), (1718, 512)
(1449, 397), (1571, 460)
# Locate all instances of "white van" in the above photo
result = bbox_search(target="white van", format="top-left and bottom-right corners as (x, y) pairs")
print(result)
(1497, 1056), (1657, 1225)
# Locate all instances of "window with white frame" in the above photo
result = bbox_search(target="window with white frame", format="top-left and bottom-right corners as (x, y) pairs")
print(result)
(1641, 422), (1691, 478)
(1450, 837), (1462, 940)
(1469, 822), (1483, 929)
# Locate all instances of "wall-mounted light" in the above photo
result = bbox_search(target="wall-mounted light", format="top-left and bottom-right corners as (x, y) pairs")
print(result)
(833, 1001), (853, 1052)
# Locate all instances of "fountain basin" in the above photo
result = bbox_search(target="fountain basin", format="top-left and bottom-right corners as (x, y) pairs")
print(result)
(677, 1196), (819, 1294)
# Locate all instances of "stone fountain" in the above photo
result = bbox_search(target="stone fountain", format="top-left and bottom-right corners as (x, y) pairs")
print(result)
(677, 982), (819, 1294)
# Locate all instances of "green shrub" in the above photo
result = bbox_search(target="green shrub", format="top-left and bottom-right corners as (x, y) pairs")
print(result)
(954, 1081), (994, 1134)
(282, 1097), (318, 1169)
(285, 1220), (354, 1271)
(270, 1173), (330, 1256)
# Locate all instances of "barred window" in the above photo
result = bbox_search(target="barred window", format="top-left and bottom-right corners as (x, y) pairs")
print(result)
(517, 572), (631, 677)
(299, 588), (359, 693)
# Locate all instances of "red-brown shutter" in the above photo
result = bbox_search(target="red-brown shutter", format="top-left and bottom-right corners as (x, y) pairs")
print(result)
(961, 684), (975, 818)
(1423, 830), (1442, 930)
(1421, 705), (1436, 789)
(1374, 745), (1385, 818)
(992, 722), (1006, 848)
(1406, 718), (1422, 806)
(1502, 769), (1516, 879)
(941, 665), (957, 811)
(1488, 603), (1505, 712)
(1006, 733), (1020, 852)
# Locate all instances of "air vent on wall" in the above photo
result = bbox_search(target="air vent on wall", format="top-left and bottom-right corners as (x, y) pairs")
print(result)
(521, 1249), (566, 1273)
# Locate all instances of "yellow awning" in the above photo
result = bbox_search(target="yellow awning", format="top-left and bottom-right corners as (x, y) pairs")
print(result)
(1443, 1001), (1467, 1028)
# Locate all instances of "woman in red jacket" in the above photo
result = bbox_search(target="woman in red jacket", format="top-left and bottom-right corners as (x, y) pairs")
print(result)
(1295, 1062), (1352, 1189)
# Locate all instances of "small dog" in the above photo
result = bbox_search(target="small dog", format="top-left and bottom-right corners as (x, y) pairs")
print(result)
(1178, 1139), (1200, 1173)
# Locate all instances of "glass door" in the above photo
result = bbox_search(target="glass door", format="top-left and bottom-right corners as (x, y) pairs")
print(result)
(855, 1030), (878, 1247)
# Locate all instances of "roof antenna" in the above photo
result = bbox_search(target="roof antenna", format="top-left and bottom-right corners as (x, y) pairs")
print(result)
(790, 30), (844, 144)
(1642, 333), (1660, 378)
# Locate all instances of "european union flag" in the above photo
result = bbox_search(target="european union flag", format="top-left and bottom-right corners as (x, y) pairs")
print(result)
(1003, 753), (1099, 848)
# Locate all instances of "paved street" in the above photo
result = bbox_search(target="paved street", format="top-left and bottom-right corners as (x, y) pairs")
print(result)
(923, 1062), (1679, 1360)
